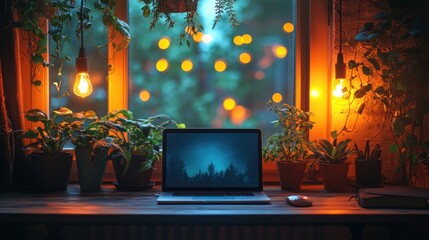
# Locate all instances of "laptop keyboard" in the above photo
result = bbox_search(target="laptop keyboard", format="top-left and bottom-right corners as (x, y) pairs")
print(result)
(172, 192), (255, 197)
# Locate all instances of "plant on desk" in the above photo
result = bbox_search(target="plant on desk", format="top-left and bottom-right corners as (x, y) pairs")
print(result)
(20, 107), (78, 192)
(71, 111), (110, 192)
(354, 140), (383, 188)
(310, 138), (354, 192)
(263, 100), (315, 191)
(94, 109), (185, 190)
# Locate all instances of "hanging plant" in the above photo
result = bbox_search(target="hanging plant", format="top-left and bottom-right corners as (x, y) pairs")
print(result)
(141, 0), (239, 46)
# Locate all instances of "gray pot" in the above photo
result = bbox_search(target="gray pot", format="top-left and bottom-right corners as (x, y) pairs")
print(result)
(75, 148), (108, 192)
(29, 152), (73, 192)
(355, 158), (383, 187)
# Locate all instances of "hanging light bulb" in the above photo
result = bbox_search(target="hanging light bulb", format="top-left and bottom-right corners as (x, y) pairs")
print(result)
(73, 0), (93, 98)
(74, 48), (92, 98)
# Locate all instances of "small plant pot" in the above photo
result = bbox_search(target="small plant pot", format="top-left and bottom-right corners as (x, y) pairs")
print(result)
(319, 162), (349, 192)
(421, 163), (429, 188)
(355, 158), (383, 188)
(29, 152), (73, 192)
(113, 155), (153, 188)
(276, 161), (307, 192)
(75, 147), (108, 192)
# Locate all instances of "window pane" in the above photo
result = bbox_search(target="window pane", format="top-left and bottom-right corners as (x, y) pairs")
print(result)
(49, 0), (108, 116)
(128, 0), (296, 141)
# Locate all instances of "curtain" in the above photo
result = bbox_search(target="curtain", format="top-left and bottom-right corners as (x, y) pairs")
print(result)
(0, 0), (29, 190)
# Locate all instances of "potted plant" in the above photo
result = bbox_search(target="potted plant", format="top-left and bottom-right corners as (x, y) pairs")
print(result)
(20, 107), (79, 192)
(354, 140), (383, 188)
(310, 138), (354, 192)
(263, 100), (314, 191)
(71, 110), (110, 192)
(336, 0), (429, 186)
(94, 109), (185, 190)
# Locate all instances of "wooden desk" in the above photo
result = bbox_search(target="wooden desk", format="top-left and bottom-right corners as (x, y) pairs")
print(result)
(1, 184), (428, 240)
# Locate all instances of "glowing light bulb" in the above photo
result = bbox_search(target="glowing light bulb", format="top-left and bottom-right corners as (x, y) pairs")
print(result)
(333, 79), (345, 98)
(73, 72), (93, 98)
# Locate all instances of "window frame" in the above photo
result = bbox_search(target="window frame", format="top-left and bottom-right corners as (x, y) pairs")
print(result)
(19, 0), (331, 183)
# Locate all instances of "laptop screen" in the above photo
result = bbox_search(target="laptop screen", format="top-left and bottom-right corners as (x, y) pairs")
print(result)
(162, 129), (263, 191)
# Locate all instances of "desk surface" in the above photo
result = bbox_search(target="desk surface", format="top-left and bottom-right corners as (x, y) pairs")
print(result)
(1, 184), (429, 226)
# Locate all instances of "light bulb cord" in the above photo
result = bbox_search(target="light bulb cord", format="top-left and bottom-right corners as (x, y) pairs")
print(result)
(339, 0), (343, 54)
(80, 0), (84, 51)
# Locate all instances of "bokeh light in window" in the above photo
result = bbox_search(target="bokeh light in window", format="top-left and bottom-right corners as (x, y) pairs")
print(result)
(242, 34), (253, 44)
(214, 59), (227, 72)
(273, 45), (288, 58)
(223, 98), (236, 111)
(193, 32), (204, 42)
(272, 93), (283, 103)
(181, 59), (193, 72)
(202, 34), (213, 43)
(139, 89), (151, 102)
(233, 35), (243, 46)
(254, 71), (265, 80)
(239, 52), (252, 64)
(283, 22), (295, 33)
(231, 105), (248, 125)
(158, 37), (170, 50)
(156, 58), (169, 72)
(311, 89), (320, 98)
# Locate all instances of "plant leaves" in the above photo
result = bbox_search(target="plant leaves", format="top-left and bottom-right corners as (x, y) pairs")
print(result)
(362, 65), (372, 76)
(348, 60), (358, 69)
(367, 58), (380, 70)
(356, 102), (365, 114)
(354, 84), (372, 98)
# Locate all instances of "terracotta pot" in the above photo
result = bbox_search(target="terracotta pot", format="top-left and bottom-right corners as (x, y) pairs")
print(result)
(75, 147), (108, 192)
(276, 161), (307, 192)
(113, 155), (153, 187)
(421, 163), (429, 188)
(29, 152), (73, 192)
(319, 162), (349, 192)
(158, 0), (197, 13)
(355, 158), (383, 188)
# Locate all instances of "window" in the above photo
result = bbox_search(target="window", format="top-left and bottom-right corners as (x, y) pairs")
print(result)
(128, 0), (297, 141)
(48, 0), (297, 144)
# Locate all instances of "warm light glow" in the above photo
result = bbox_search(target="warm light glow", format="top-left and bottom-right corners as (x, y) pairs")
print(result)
(273, 45), (288, 58)
(156, 58), (169, 72)
(158, 37), (170, 50)
(239, 52), (252, 64)
(254, 71), (265, 80)
(233, 36), (243, 45)
(231, 105), (248, 125)
(73, 72), (93, 98)
(311, 89), (320, 98)
(333, 79), (345, 98)
(283, 22), (295, 33)
(181, 59), (193, 72)
(214, 60), (227, 72)
(139, 89), (151, 102)
(185, 26), (197, 36)
(202, 34), (212, 43)
(193, 32), (204, 42)
(272, 93), (283, 103)
(223, 98), (236, 111)
(242, 34), (253, 44)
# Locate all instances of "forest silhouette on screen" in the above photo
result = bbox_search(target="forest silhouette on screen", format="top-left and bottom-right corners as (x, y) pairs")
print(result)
(166, 156), (259, 188)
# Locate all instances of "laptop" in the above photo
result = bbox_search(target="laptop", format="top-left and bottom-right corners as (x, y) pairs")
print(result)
(157, 128), (271, 204)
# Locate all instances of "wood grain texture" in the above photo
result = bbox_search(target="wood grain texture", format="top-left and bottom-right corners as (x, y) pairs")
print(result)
(0, 184), (428, 227)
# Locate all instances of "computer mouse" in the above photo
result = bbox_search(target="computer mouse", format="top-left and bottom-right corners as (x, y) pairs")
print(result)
(286, 195), (313, 207)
